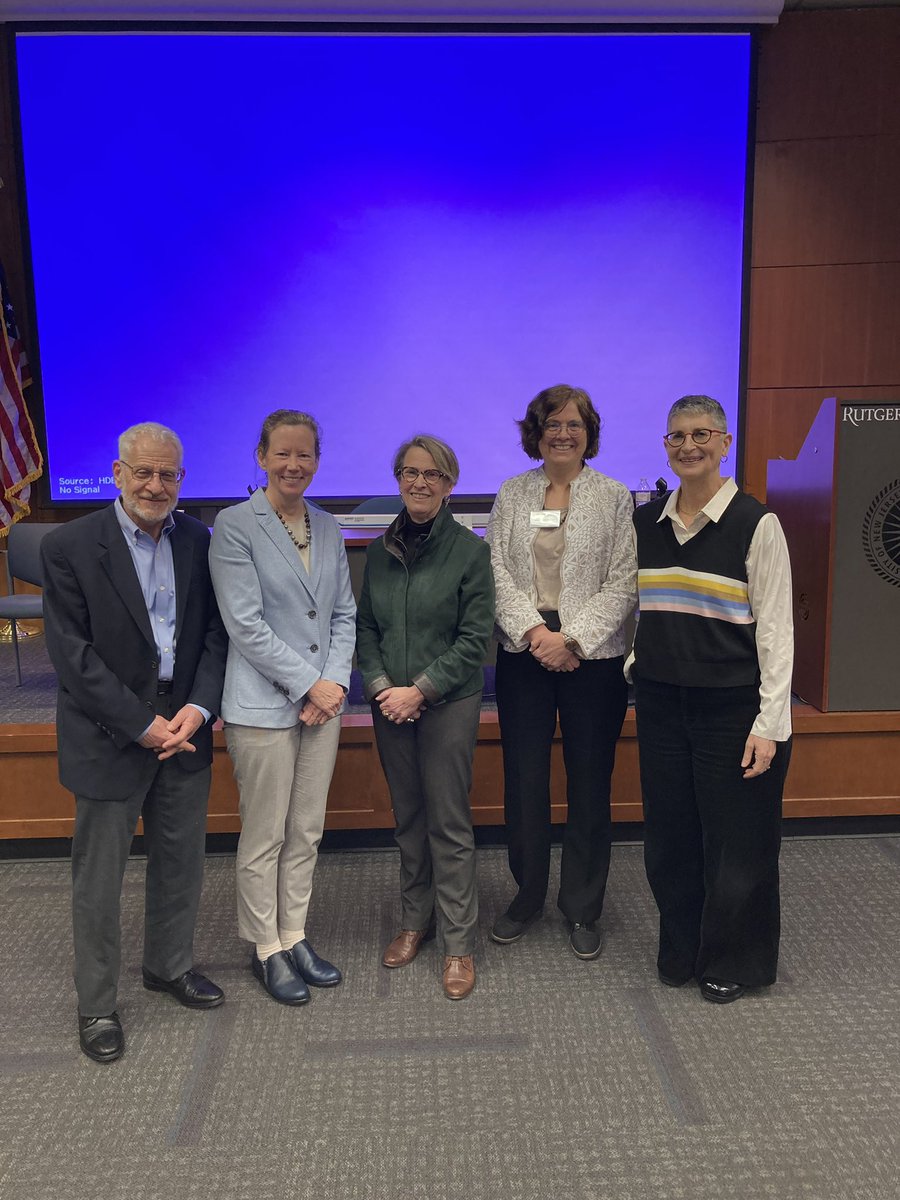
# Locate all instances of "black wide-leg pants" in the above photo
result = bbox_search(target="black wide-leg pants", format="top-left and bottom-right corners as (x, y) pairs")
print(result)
(495, 647), (628, 925)
(633, 672), (791, 987)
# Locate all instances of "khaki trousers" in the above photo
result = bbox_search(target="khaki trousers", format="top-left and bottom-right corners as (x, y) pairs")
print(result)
(225, 719), (341, 945)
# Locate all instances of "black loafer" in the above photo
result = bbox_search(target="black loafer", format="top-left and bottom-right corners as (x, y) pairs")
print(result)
(570, 922), (602, 960)
(700, 977), (746, 1004)
(142, 967), (224, 1008)
(251, 951), (310, 1006)
(78, 1012), (124, 1063)
(287, 939), (342, 987)
(490, 909), (541, 945)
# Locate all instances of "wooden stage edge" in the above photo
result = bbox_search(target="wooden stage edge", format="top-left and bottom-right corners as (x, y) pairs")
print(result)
(1, 706), (899, 840)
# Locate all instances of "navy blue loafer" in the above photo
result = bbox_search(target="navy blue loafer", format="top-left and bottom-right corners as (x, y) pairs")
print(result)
(251, 951), (310, 1005)
(288, 939), (342, 988)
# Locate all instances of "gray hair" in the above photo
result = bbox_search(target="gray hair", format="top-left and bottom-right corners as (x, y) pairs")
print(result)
(392, 435), (460, 486)
(667, 395), (728, 433)
(118, 422), (184, 462)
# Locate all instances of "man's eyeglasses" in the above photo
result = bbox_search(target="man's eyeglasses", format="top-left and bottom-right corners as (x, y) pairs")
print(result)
(543, 420), (585, 435)
(118, 460), (186, 486)
(663, 429), (725, 448)
(396, 466), (448, 485)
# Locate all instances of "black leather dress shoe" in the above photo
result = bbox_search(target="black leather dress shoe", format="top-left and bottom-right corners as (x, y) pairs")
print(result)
(251, 951), (310, 1005)
(288, 939), (342, 987)
(142, 967), (224, 1008)
(78, 1012), (124, 1063)
(700, 977), (746, 1004)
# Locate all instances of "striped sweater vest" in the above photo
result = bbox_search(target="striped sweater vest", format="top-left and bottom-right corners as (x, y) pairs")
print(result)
(633, 491), (766, 687)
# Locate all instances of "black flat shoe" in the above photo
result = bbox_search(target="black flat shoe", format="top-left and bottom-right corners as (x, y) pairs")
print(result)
(142, 967), (224, 1008)
(569, 922), (602, 960)
(287, 939), (342, 987)
(490, 909), (542, 945)
(700, 977), (746, 1004)
(78, 1012), (124, 1063)
(251, 951), (310, 1006)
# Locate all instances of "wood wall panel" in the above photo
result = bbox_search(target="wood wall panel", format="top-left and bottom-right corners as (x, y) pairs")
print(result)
(747, 262), (900, 391)
(2, 707), (897, 839)
(751, 135), (900, 269)
(756, 10), (900, 143)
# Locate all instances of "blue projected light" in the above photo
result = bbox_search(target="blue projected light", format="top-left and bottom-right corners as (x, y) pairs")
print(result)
(15, 31), (751, 501)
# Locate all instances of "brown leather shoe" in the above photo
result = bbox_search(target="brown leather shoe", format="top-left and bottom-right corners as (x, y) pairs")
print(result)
(442, 955), (475, 1000)
(382, 928), (434, 969)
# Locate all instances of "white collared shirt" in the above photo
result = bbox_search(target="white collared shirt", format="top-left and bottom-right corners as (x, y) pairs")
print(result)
(626, 478), (793, 741)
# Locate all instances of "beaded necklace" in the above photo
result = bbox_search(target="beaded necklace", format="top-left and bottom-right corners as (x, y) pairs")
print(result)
(275, 505), (311, 551)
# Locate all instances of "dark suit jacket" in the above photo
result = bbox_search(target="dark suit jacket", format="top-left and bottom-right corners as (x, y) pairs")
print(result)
(41, 503), (227, 799)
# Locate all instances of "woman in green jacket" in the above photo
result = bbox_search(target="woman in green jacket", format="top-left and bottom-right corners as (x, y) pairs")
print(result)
(356, 435), (494, 1001)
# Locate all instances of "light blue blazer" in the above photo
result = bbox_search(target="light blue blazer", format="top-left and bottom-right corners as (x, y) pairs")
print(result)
(209, 488), (356, 728)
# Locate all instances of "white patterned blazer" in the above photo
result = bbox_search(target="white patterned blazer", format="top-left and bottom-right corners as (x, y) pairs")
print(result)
(485, 465), (637, 659)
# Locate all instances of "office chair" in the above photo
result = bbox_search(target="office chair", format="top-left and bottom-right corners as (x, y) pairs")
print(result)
(0, 521), (59, 686)
(351, 496), (404, 515)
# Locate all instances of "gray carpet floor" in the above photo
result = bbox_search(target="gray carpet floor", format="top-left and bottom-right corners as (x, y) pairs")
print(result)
(0, 628), (58, 722)
(1, 839), (898, 1200)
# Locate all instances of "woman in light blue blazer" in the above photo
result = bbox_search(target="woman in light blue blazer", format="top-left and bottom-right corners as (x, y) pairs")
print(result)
(210, 410), (356, 1006)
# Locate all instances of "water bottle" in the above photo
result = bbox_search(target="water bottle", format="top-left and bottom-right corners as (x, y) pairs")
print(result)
(635, 477), (652, 506)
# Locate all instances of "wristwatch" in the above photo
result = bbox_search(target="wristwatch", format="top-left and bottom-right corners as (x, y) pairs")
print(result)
(561, 632), (580, 655)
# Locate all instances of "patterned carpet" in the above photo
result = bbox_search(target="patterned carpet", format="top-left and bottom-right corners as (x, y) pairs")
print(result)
(0, 839), (898, 1200)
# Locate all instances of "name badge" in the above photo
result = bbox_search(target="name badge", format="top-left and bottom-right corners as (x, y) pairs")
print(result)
(530, 509), (562, 528)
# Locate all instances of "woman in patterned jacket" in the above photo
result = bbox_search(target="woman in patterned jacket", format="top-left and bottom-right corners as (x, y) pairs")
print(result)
(486, 385), (637, 960)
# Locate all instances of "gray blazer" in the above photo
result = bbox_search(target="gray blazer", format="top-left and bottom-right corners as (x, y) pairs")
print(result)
(210, 488), (356, 728)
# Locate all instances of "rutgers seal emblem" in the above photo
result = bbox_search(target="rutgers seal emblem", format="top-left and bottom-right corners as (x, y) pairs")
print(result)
(862, 480), (900, 587)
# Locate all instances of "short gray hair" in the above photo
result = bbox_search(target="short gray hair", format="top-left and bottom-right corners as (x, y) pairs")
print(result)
(667, 395), (728, 433)
(392, 435), (460, 485)
(118, 422), (184, 462)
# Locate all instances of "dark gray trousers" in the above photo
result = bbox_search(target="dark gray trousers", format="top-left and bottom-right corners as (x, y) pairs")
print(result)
(72, 742), (211, 1017)
(372, 691), (481, 956)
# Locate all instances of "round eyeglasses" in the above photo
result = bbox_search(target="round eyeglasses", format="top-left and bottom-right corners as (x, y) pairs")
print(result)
(396, 467), (448, 485)
(663, 429), (725, 448)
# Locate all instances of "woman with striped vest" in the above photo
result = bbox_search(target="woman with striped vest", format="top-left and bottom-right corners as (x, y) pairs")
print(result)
(630, 395), (793, 1004)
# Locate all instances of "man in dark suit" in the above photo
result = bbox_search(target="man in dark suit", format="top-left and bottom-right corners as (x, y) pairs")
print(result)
(41, 422), (228, 1063)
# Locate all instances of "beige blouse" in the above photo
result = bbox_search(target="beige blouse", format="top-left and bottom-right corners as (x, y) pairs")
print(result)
(532, 513), (567, 611)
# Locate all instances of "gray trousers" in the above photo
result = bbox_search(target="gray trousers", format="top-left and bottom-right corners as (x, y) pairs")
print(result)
(225, 718), (341, 946)
(372, 691), (481, 956)
(72, 755), (211, 1017)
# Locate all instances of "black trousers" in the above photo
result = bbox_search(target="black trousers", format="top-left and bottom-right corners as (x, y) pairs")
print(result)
(495, 647), (627, 925)
(633, 673), (791, 987)
(71, 695), (211, 1016)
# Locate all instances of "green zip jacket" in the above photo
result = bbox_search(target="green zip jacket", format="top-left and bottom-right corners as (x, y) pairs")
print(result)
(356, 505), (494, 705)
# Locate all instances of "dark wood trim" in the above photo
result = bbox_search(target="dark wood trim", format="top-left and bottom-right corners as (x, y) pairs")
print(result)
(2, 705), (898, 840)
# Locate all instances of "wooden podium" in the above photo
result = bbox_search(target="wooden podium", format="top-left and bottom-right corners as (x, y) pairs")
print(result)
(767, 397), (900, 711)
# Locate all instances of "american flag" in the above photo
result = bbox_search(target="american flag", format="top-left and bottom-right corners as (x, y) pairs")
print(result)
(1, 260), (42, 535)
